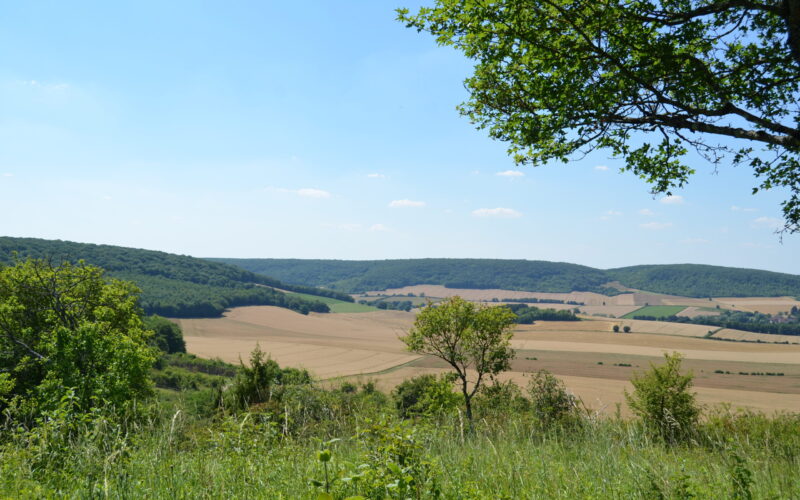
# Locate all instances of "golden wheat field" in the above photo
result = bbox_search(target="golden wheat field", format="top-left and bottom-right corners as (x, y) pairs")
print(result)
(177, 306), (800, 414)
(367, 284), (800, 318)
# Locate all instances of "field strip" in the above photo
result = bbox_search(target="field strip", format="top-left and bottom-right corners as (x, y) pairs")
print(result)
(184, 336), (419, 378)
(354, 367), (800, 415)
(509, 340), (800, 363)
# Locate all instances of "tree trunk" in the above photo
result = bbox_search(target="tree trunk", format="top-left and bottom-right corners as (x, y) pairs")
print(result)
(461, 377), (473, 423)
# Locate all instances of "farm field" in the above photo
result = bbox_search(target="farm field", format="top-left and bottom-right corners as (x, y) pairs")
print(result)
(621, 305), (688, 318)
(178, 306), (800, 414)
(367, 284), (800, 317)
(285, 292), (377, 313)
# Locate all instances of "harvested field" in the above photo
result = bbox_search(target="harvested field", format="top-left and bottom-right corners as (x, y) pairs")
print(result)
(177, 306), (418, 378)
(178, 306), (800, 414)
(713, 296), (800, 314)
(679, 306), (722, 319)
(712, 328), (800, 344)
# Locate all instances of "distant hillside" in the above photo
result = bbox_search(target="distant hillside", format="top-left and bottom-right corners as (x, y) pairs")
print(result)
(607, 264), (800, 298)
(0, 237), (351, 318)
(213, 258), (800, 298)
(209, 258), (615, 294)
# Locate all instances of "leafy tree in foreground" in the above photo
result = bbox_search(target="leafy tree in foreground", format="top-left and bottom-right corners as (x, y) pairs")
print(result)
(399, 1), (800, 232)
(0, 259), (156, 423)
(401, 296), (516, 422)
(625, 352), (700, 443)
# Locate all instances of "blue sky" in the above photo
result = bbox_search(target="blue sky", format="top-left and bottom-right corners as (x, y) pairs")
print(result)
(1, 1), (798, 274)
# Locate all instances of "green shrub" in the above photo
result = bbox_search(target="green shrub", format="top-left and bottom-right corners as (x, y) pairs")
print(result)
(625, 352), (700, 443)
(527, 370), (580, 426)
(392, 374), (461, 419)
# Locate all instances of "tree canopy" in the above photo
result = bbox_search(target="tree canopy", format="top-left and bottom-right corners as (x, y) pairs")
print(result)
(0, 259), (156, 423)
(401, 296), (517, 421)
(399, 1), (800, 232)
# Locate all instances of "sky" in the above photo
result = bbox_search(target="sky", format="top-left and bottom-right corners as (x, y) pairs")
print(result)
(1, 1), (798, 274)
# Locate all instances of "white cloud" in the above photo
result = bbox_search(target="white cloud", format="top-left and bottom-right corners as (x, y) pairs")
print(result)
(639, 209), (655, 216)
(369, 223), (389, 232)
(266, 186), (332, 199)
(640, 222), (673, 230)
(472, 207), (522, 218)
(102, 195), (113, 201)
(741, 241), (774, 249)
(19, 80), (69, 91)
(752, 216), (782, 230)
(660, 195), (684, 205)
(367, 173), (385, 179)
(389, 199), (426, 208)
(731, 205), (757, 212)
(296, 188), (331, 199)
(1, 173), (13, 178)
(325, 223), (361, 232)
(594, 165), (609, 171)
(606, 210), (623, 216)
(496, 170), (524, 177)
(681, 238), (710, 244)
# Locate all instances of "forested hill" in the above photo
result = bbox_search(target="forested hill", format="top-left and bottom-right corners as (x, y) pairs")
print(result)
(209, 258), (614, 295)
(212, 258), (800, 298)
(0, 237), (351, 318)
(606, 264), (800, 298)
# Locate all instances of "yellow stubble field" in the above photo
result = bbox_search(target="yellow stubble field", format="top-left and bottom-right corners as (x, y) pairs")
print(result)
(177, 306), (800, 415)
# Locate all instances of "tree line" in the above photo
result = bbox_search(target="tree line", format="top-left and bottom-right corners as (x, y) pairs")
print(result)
(0, 236), (341, 318)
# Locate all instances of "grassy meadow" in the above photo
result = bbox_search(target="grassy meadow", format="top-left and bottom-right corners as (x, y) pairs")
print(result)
(286, 292), (378, 313)
(1, 376), (799, 499)
(623, 305), (690, 319)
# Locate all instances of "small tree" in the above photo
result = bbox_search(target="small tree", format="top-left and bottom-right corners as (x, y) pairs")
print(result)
(401, 296), (516, 422)
(623, 325), (631, 333)
(527, 370), (578, 426)
(625, 352), (700, 443)
(613, 325), (620, 333)
(0, 259), (155, 423)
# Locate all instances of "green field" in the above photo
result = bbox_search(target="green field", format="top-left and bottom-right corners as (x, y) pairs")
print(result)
(286, 292), (377, 313)
(622, 305), (688, 319)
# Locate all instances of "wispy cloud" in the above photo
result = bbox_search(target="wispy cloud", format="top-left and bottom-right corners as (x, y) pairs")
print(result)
(367, 173), (385, 179)
(594, 165), (609, 171)
(325, 223), (362, 232)
(296, 188), (331, 199)
(681, 238), (710, 244)
(731, 205), (757, 212)
(660, 195), (684, 205)
(1, 173), (13, 178)
(752, 216), (781, 230)
(639, 209), (655, 216)
(496, 170), (524, 177)
(599, 210), (623, 221)
(640, 221), (673, 230)
(369, 223), (389, 232)
(18, 79), (70, 91)
(741, 241), (774, 249)
(389, 199), (426, 208)
(267, 186), (332, 199)
(472, 207), (522, 218)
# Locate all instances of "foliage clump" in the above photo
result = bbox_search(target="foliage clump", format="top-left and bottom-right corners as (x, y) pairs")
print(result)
(0, 259), (156, 424)
(625, 352), (700, 443)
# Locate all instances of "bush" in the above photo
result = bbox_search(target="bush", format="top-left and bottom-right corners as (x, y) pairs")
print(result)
(625, 352), (700, 443)
(392, 374), (461, 418)
(613, 325), (620, 333)
(527, 370), (579, 426)
(474, 379), (530, 419)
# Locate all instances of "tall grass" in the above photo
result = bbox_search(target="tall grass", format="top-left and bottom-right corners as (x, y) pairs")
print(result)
(1, 394), (798, 499)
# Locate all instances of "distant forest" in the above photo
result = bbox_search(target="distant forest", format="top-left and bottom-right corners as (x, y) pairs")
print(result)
(213, 258), (800, 298)
(0, 237), (351, 318)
